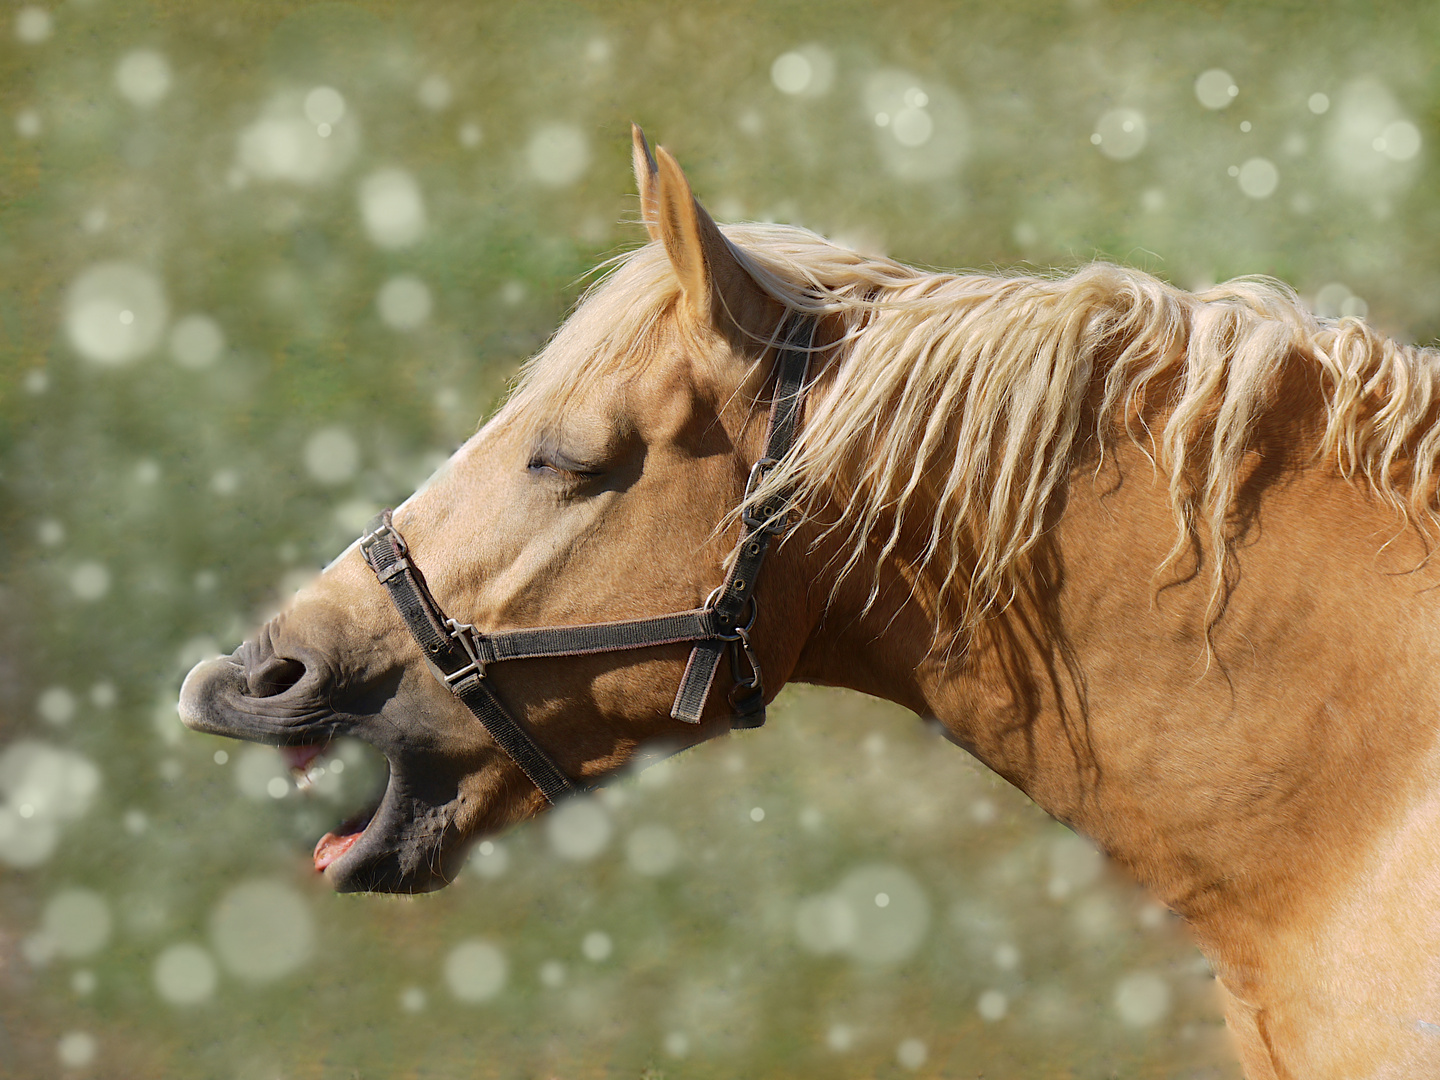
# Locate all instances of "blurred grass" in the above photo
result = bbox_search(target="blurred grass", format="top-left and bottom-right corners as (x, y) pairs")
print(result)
(4, 1), (1438, 1077)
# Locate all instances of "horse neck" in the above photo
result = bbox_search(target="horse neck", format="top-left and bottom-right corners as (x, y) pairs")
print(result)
(791, 438), (1440, 1019)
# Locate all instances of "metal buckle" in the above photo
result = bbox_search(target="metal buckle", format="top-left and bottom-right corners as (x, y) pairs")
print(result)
(743, 457), (778, 499)
(741, 458), (792, 535)
(359, 510), (408, 562)
(440, 617), (485, 687)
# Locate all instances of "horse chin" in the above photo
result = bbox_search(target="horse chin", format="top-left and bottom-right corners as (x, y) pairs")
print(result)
(318, 758), (464, 894)
(179, 654), (463, 895)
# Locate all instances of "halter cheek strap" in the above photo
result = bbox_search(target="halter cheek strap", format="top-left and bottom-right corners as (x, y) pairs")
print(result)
(358, 316), (816, 803)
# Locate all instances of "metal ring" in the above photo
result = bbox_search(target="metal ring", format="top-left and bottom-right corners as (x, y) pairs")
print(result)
(712, 596), (760, 641)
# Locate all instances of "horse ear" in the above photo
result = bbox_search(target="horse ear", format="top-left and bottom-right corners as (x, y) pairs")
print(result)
(631, 124), (662, 243)
(650, 143), (766, 332)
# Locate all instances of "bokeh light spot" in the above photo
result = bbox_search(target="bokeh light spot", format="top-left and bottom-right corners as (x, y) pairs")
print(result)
(799, 864), (930, 964)
(526, 123), (590, 188)
(468, 838), (509, 879)
(303, 86), (345, 127)
(891, 106), (934, 147)
(772, 52), (813, 94)
(16, 7), (53, 44)
(582, 930), (613, 961)
(546, 796), (611, 861)
(1092, 108), (1147, 161)
(57, 1031), (96, 1069)
(38, 687), (76, 726)
(42, 888), (112, 958)
(897, 1037), (928, 1069)
(209, 878), (313, 982)
(625, 824), (679, 875)
(978, 988), (1008, 1021)
(1194, 69), (1238, 110)
(0, 740), (101, 868)
(376, 275), (433, 331)
(864, 69), (967, 180)
(115, 50), (172, 108)
(153, 943), (218, 1005)
(1380, 119), (1421, 161)
(1327, 78), (1418, 193)
(417, 75), (452, 111)
(304, 427), (360, 485)
(65, 262), (168, 365)
(169, 314), (225, 369)
(1314, 282), (1355, 318)
(1115, 971), (1172, 1026)
(238, 90), (358, 185)
(772, 44), (834, 97)
(1238, 157), (1279, 198)
(993, 942), (1021, 970)
(444, 939), (507, 1002)
(358, 168), (426, 248)
(69, 561), (111, 601)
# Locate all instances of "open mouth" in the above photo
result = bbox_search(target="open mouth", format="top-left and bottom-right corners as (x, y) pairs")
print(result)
(277, 742), (383, 872)
(180, 654), (469, 893)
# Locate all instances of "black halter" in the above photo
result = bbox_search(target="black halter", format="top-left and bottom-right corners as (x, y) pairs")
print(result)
(358, 316), (816, 804)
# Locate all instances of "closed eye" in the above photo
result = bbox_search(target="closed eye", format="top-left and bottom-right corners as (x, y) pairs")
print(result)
(526, 452), (604, 480)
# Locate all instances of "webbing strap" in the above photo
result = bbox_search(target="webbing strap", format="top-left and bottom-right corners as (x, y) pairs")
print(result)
(478, 610), (723, 664)
(671, 315), (815, 723)
(361, 521), (582, 803)
(450, 674), (581, 804)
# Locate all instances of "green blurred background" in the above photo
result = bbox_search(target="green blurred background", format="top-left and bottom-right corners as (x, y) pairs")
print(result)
(3, 1), (1436, 1077)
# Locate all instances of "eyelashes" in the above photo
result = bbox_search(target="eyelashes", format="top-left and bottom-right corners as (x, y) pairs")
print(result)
(526, 452), (604, 481)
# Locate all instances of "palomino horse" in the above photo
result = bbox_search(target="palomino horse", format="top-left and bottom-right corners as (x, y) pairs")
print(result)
(181, 127), (1440, 1079)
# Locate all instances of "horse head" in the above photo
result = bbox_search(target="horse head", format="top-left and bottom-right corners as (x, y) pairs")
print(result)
(178, 128), (834, 893)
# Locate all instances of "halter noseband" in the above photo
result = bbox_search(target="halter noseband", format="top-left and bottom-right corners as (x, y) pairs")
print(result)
(357, 316), (816, 803)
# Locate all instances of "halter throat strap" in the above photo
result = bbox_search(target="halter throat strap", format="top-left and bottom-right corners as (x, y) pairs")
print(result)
(359, 315), (816, 803)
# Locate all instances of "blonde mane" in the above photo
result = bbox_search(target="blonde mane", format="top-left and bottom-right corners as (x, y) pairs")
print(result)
(511, 223), (1440, 632)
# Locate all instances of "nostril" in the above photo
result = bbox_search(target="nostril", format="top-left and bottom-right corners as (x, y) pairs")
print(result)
(246, 655), (307, 698)
(237, 623), (316, 698)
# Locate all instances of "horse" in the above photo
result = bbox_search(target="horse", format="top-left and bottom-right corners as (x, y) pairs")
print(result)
(180, 126), (1440, 1080)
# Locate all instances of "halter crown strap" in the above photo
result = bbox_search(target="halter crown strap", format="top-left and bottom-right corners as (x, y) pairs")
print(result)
(671, 315), (815, 725)
(359, 314), (817, 802)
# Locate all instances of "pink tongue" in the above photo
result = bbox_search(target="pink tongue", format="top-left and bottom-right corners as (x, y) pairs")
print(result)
(281, 743), (328, 773)
(313, 830), (361, 871)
